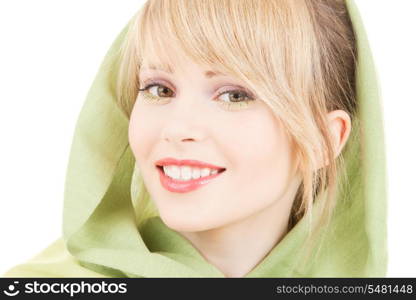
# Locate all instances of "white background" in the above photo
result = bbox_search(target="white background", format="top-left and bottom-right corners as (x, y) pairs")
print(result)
(0, 0), (415, 277)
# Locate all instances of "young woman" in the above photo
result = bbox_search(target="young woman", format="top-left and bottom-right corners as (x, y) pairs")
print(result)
(4, 0), (387, 277)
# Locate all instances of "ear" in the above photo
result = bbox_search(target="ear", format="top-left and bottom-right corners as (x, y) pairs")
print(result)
(295, 110), (352, 172)
(325, 109), (352, 163)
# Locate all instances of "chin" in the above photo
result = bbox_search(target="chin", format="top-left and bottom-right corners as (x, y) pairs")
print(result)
(158, 209), (220, 233)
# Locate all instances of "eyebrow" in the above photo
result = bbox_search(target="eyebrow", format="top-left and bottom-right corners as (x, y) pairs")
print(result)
(143, 62), (225, 79)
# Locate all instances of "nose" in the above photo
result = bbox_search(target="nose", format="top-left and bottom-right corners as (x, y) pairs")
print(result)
(160, 95), (207, 145)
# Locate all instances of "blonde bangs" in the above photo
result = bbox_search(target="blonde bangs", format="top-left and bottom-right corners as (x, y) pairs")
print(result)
(132, 0), (321, 123)
(140, 0), (277, 82)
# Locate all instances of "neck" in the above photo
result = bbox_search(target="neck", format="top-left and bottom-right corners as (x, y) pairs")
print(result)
(179, 197), (294, 278)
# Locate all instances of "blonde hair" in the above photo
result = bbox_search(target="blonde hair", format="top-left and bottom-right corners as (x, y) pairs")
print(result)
(116, 0), (357, 267)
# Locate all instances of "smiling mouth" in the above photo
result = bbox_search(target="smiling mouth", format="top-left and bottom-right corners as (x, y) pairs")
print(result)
(155, 165), (226, 193)
(156, 165), (226, 181)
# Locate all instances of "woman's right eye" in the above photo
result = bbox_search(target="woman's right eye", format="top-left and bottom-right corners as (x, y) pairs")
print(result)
(139, 83), (175, 98)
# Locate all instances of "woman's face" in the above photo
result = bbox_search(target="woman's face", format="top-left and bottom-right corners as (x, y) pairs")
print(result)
(128, 49), (302, 232)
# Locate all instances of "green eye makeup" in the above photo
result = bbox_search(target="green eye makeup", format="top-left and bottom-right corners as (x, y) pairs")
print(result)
(138, 82), (256, 111)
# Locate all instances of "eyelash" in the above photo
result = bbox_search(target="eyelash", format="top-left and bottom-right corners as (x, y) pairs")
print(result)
(137, 81), (255, 110)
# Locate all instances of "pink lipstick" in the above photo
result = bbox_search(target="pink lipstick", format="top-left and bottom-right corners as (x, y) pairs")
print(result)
(155, 157), (226, 193)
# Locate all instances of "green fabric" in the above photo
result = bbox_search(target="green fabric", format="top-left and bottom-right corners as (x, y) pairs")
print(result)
(3, 0), (387, 278)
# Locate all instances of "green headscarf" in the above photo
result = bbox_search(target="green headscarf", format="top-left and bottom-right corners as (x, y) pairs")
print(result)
(3, 0), (387, 277)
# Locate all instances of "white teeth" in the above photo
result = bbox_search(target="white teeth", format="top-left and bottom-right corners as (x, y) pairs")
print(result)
(210, 169), (218, 175)
(163, 166), (169, 176)
(162, 165), (221, 181)
(200, 168), (211, 177)
(180, 166), (192, 181)
(192, 167), (201, 179)
(163, 165), (181, 180)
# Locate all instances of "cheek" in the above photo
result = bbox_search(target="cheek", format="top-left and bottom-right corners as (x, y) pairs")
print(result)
(128, 104), (155, 166)
(225, 114), (296, 201)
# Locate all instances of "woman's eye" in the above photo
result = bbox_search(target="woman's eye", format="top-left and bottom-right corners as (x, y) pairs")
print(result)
(139, 83), (175, 98)
(216, 90), (255, 110)
(217, 90), (253, 103)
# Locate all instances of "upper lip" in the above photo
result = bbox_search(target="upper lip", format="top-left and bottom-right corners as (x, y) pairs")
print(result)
(155, 157), (226, 170)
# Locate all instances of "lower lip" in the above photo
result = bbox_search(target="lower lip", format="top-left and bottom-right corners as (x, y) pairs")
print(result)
(157, 167), (225, 193)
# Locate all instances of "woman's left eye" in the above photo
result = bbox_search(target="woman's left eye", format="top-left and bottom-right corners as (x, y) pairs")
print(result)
(217, 90), (254, 103)
(215, 89), (256, 110)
